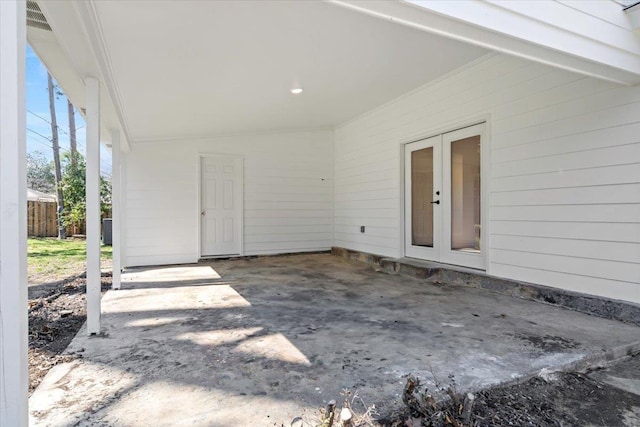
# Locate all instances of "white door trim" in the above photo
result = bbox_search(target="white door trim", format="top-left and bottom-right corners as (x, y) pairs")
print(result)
(197, 153), (244, 258)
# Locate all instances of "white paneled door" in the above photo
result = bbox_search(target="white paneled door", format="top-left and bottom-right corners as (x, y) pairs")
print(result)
(200, 155), (243, 257)
(405, 123), (485, 269)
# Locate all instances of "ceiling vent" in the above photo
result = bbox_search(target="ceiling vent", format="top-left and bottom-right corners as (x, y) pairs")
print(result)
(26, 1), (52, 31)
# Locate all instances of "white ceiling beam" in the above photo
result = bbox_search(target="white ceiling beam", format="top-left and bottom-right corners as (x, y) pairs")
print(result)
(72, 0), (132, 151)
(332, 0), (640, 85)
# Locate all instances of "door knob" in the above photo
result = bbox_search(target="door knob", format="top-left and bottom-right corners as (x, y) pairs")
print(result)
(431, 200), (440, 205)
(201, 211), (205, 216)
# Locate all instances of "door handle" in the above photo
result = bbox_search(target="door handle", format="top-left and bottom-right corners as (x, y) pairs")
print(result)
(201, 211), (205, 216)
(430, 200), (440, 205)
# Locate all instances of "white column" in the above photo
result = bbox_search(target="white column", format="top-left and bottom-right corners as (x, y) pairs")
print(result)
(120, 150), (128, 268)
(0, 0), (28, 425)
(86, 77), (101, 335)
(111, 130), (121, 290)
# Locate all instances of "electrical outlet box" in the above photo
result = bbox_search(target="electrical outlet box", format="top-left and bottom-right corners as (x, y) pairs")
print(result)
(360, 226), (365, 233)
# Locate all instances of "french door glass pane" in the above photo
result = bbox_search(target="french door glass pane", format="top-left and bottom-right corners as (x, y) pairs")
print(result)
(450, 136), (481, 252)
(411, 147), (434, 247)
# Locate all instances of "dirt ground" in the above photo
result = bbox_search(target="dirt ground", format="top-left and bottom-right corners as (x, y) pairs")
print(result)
(28, 266), (640, 425)
(470, 368), (640, 426)
(28, 273), (112, 393)
(384, 358), (640, 426)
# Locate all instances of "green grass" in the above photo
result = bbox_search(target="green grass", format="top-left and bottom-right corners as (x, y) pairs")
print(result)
(28, 237), (112, 283)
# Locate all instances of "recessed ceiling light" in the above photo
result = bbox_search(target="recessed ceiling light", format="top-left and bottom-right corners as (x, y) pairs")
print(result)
(290, 88), (303, 95)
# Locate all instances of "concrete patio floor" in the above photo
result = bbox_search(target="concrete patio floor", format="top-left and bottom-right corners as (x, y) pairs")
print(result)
(29, 254), (640, 426)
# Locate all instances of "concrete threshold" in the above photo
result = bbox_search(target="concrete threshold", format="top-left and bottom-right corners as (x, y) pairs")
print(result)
(332, 247), (640, 327)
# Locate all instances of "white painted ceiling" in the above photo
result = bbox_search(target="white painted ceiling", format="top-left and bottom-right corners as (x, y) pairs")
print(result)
(93, 1), (488, 141)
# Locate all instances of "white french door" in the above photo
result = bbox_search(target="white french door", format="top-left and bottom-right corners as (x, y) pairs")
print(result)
(405, 123), (485, 270)
(405, 135), (441, 260)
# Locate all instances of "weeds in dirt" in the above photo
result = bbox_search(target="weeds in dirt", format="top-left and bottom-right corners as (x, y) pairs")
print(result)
(285, 389), (378, 427)
(282, 370), (475, 427)
(397, 374), (474, 427)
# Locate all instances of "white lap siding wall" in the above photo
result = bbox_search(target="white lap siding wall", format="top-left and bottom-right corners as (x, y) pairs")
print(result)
(123, 130), (333, 266)
(334, 53), (640, 304)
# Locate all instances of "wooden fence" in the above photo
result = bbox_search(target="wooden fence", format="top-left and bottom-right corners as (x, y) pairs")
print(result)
(27, 201), (112, 238)
(27, 200), (58, 237)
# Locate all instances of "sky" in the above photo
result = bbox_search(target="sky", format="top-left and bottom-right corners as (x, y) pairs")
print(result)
(26, 45), (112, 178)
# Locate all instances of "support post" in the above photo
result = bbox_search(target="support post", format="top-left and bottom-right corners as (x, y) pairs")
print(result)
(86, 77), (101, 335)
(0, 0), (28, 424)
(120, 150), (128, 269)
(111, 130), (121, 290)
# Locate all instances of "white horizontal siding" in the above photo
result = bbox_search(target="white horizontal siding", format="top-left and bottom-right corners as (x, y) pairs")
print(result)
(491, 221), (640, 243)
(491, 235), (640, 265)
(492, 163), (640, 192)
(123, 130), (333, 266)
(491, 263), (640, 304)
(492, 143), (640, 178)
(490, 250), (638, 285)
(492, 121), (640, 163)
(245, 224), (332, 235)
(491, 205), (640, 223)
(244, 241), (333, 253)
(492, 184), (640, 206)
(334, 53), (640, 303)
(245, 209), (333, 218)
(244, 217), (332, 227)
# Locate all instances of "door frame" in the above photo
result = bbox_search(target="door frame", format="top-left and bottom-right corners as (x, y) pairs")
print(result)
(401, 119), (490, 271)
(197, 153), (244, 259)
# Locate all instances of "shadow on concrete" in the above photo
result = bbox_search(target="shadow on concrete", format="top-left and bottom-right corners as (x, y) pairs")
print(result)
(29, 254), (640, 426)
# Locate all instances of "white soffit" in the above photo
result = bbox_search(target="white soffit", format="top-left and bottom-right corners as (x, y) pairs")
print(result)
(394, 0), (640, 85)
(27, 1), (127, 150)
(90, 1), (488, 142)
(626, 3), (640, 32)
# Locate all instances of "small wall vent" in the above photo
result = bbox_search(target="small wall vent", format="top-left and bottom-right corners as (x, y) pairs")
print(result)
(26, 1), (52, 31)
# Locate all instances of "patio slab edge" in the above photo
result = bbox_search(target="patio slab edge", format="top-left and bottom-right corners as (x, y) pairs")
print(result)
(331, 247), (640, 327)
(464, 340), (640, 399)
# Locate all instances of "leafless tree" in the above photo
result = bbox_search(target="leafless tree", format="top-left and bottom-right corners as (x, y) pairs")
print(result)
(68, 98), (77, 163)
(47, 72), (66, 239)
